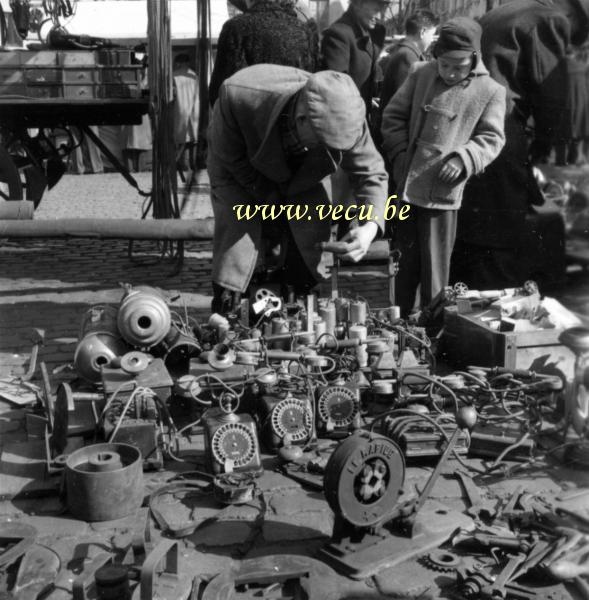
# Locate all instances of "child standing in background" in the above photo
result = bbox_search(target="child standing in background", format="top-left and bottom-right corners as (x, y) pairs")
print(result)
(381, 17), (506, 318)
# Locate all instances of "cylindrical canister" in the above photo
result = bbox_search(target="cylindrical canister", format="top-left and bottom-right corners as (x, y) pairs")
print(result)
(208, 313), (230, 340)
(356, 345), (368, 368)
(79, 304), (119, 340)
(313, 318), (326, 342)
(95, 564), (131, 600)
(271, 317), (290, 350)
(263, 321), (273, 338)
(349, 300), (367, 325)
(334, 298), (350, 322)
(272, 318), (289, 335)
(65, 443), (143, 522)
(349, 324), (368, 342)
(388, 306), (401, 322)
(350, 324), (368, 367)
(319, 302), (337, 337)
(372, 380), (394, 395)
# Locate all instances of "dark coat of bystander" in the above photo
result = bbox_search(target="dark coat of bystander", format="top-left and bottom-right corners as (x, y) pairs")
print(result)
(321, 8), (383, 117)
(208, 0), (319, 106)
(452, 0), (589, 289)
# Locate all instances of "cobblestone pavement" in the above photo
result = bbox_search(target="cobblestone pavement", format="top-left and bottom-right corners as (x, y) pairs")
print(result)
(1, 172), (214, 381)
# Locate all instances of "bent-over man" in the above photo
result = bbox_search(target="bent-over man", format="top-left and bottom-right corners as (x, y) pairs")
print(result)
(207, 65), (388, 313)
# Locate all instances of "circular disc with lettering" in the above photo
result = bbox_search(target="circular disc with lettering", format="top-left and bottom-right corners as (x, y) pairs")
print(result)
(323, 431), (405, 527)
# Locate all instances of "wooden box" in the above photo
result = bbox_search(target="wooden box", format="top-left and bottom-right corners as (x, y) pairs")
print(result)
(100, 66), (142, 98)
(58, 51), (96, 66)
(442, 306), (576, 380)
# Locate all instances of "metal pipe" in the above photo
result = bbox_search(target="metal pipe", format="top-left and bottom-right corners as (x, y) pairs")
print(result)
(0, 218), (214, 239)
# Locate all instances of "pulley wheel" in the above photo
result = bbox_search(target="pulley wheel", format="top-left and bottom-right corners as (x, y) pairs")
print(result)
(324, 431), (405, 528)
(120, 351), (151, 374)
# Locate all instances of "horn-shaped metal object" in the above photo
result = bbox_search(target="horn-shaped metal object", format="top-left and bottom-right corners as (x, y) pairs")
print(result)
(117, 286), (171, 348)
(207, 343), (236, 371)
(74, 305), (128, 383)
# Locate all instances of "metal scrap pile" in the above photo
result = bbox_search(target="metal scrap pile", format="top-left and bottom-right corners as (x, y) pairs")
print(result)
(2, 279), (589, 600)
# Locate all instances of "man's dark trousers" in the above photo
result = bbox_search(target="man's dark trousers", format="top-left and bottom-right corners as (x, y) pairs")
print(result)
(393, 205), (457, 317)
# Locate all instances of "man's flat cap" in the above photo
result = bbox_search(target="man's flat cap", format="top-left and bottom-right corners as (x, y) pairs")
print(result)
(301, 71), (366, 151)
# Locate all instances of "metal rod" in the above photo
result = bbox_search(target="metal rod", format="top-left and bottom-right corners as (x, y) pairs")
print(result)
(81, 125), (147, 195)
(0, 218), (214, 239)
(412, 427), (462, 517)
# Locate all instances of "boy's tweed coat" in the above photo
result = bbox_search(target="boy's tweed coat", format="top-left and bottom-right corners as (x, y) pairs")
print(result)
(381, 58), (506, 210)
(207, 64), (388, 293)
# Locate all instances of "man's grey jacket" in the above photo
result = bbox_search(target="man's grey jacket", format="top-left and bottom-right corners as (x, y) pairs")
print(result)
(207, 64), (388, 293)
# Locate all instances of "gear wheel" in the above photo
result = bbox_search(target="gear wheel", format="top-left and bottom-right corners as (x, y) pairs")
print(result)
(421, 550), (462, 572)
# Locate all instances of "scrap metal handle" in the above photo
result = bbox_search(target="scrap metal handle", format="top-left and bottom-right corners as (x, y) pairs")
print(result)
(140, 540), (178, 600)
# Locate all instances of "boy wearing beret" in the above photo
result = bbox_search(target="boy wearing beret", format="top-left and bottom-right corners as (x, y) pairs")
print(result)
(381, 17), (506, 318)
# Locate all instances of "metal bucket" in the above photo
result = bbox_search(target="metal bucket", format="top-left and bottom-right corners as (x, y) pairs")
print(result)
(65, 443), (143, 522)
(117, 287), (171, 348)
(74, 334), (129, 383)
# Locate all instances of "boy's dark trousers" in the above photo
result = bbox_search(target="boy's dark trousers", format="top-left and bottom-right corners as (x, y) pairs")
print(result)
(393, 205), (458, 317)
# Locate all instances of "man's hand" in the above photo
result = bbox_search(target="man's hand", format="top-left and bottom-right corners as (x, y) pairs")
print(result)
(438, 155), (465, 183)
(334, 221), (378, 263)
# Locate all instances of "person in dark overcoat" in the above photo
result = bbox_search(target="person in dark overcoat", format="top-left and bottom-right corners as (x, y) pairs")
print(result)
(450, 0), (589, 290)
(321, 0), (391, 122)
(378, 10), (438, 123)
(209, 0), (319, 107)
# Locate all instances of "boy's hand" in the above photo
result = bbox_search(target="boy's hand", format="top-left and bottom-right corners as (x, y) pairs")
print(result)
(335, 222), (378, 263)
(438, 156), (465, 183)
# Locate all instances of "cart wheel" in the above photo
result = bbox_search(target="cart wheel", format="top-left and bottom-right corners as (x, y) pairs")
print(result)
(0, 144), (23, 201)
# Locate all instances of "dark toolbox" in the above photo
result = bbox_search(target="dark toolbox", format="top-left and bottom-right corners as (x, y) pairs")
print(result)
(442, 306), (576, 380)
(0, 50), (141, 99)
